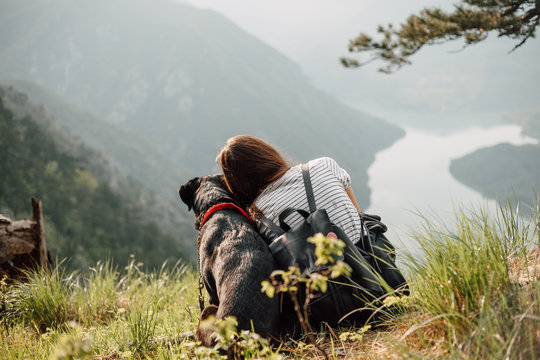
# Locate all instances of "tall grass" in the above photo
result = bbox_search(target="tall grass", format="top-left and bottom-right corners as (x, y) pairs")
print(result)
(403, 202), (539, 358)
(72, 260), (121, 326)
(0, 202), (538, 359)
(127, 305), (157, 354)
(3, 263), (75, 332)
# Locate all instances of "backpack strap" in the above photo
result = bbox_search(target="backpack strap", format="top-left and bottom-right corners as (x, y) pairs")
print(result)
(301, 163), (317, 212)
(259, 163), (317, 239)
(258, 214), (285, 242)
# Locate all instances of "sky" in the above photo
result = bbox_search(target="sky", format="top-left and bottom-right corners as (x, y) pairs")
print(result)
(181, 0), (540, 128)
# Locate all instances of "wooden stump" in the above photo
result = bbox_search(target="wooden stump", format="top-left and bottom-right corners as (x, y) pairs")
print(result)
(0, 197), (50, 280)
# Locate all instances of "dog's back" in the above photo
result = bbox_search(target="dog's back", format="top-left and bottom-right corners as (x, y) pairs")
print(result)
(199, 210), (280, 339)
(179, 175), (281, 345)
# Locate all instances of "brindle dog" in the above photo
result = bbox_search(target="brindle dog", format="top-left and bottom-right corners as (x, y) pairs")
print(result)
(179, 175), (281, 346)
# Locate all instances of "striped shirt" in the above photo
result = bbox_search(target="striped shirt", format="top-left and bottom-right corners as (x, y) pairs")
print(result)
(255, 157), (364, 244)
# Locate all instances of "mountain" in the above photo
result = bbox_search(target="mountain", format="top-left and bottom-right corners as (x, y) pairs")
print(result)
(0, 85), (195, 269)
(0, 78), (193, 203)
(450, 112), (540, 208)
(0, 0), (404, 209)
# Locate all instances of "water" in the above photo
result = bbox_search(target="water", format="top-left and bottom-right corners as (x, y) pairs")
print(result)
(366, 124), (538, 256)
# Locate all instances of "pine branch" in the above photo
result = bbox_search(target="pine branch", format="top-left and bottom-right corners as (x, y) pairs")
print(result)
(343, 0), (539, 73)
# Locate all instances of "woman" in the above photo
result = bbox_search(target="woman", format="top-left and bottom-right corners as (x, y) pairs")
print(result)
(217, 135), (365, 244)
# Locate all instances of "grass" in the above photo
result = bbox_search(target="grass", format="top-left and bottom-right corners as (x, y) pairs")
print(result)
(402, 202), (539, 359)
(0, 259), (200, 359)
(0, 202), (538, 359)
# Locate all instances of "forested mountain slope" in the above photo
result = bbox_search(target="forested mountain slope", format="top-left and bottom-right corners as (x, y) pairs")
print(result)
(0, 86), (195, 269)
(0, 0), (404, 208)
(1, 78), (193, 203)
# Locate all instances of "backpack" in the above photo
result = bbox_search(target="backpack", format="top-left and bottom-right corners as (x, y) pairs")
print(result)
(357, 212), (409, 294)
(259, 163), (407, 329)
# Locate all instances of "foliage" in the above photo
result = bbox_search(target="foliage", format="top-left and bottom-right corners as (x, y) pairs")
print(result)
(262, 234), (358, 360)
(0, 203), (538, 359)
(262, 234), (353, 331)
(342, 0), (540, 73)
(0, 258), (280, 359)
(1, 79), (192, 204)
(401, 202), (540, 358)
(338, 324), (371, 342)
(2, 259), (161, 332)
(2, 265), (74, 332)
(194, 315), (280, 359)
(50, 332), (93, 360)
(127, 305), (157, 354)
(0, 98), (188, 270)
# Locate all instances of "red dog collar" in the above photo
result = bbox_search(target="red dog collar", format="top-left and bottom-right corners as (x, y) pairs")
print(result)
(197, 203), (256, 251)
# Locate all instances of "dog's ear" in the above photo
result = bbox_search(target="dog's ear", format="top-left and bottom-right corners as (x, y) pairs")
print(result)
(178, 177), (201, 211)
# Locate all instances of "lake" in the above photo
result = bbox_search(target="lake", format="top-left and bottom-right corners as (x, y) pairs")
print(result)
(366, 124), (538, 258)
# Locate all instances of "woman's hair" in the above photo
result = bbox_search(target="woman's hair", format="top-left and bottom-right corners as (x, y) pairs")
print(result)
(217, 135), (290, 211)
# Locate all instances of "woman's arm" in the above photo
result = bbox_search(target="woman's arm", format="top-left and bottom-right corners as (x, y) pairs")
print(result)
(346, 186), (363, 214)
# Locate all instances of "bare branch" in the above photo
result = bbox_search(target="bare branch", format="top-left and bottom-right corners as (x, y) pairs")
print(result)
(510, 16), (540, 51)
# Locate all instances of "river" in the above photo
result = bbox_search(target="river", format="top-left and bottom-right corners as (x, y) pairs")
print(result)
(366, 124), (538, 257)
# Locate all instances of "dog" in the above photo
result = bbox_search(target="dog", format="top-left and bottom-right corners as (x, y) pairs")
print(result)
(178, 174), (281, 346)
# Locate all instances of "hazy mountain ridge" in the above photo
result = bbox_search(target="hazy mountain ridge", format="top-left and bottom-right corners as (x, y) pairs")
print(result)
(450, 112), (540, 207)
(0, 85), (196, 268)
(0, 78), (193, 203)
(0, 0), (404, 209)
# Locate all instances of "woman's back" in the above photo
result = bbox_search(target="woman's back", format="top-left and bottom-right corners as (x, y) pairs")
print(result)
(255, 157), (364, 243)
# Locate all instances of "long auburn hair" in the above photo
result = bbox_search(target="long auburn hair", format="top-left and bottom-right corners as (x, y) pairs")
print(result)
(217, 135), (290, 215)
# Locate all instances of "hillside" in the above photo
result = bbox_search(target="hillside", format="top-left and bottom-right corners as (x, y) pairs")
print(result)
(0, 0), (404, 209)
(0, 86), (195, 269)
(450, 112), (540, 207)
(0, 78), (193, 203)
(1, 204), (538, 359)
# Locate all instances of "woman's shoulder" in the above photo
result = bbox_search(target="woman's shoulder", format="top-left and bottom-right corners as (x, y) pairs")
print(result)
(308, 157), (351, 188)
(308, 157), (340, 169)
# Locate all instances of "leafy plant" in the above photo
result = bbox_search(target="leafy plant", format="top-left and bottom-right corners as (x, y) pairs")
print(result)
(50, 331), (94, 360)
(261, 233), (357, 359)
(194, 315), (281, 359)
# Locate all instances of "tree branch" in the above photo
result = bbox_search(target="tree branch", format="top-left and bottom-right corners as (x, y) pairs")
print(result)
(510, 16), (540, 51)
(343, 0), (539, 73)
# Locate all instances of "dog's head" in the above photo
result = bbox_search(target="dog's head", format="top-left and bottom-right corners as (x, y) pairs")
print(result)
(178, 174), (234, 228)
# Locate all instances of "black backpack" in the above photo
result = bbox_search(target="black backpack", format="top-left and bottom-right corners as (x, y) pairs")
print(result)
(259, 163), (407, 328)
